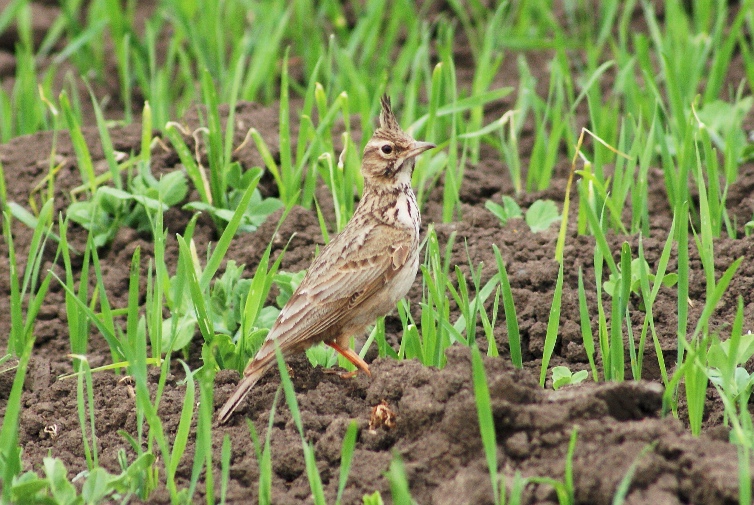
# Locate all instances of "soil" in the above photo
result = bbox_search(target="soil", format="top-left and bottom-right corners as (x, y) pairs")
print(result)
(2, 2), (754, 504)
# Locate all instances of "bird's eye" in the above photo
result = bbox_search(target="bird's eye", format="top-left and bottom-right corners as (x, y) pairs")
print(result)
(381, 144), (393, 154)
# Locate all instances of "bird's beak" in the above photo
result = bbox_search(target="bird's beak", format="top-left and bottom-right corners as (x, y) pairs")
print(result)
(405, 140), (436, 158)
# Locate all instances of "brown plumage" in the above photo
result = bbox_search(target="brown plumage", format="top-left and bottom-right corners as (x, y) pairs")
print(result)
(217, 95), (435, 423)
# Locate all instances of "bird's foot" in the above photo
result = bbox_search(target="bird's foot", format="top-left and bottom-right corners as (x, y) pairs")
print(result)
(323, 368), (360, 379)
(326, 341), (372, 377)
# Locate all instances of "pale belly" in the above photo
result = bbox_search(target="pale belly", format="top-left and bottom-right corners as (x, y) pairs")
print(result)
(388, 249), (420, 305)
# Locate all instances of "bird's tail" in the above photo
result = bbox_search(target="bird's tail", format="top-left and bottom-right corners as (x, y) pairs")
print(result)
(217, 359), (275, 424)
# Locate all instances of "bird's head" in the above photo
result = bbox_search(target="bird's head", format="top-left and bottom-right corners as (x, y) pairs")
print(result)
(361, 95), (435, 188)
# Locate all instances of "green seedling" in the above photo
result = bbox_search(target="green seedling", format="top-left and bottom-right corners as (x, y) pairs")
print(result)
(398, 227), (459, 367)
(184, 165), (283, 233)
(67, 167), (188, 247)
(663, 256), (743, 435)
(177, 186), (291, 373)
(486, 196), (561, 233)
(363, 491), (385, 505)
(3, 197), (56, 358)
(274, 270), (306, 307)
(485, 195), (522, 225)
(66, 192), (117, 248)
(386, 453), (417, 505)
(695, 96), (753, 184)
(176, 246), (289, 373)
(525, 199), (562, 233)
(448, 246), (501, 356)
(709, 359), (754, 408)
(552, 366), (589, 390)
(493, 244), (521, 368)
(209, 261), (279, 341)
(471, 345), (501, 504)
(336, 421), (359, 505)
(603, 257), (678, 311)
(203, 264), (336, 372)
(540, 261), (564, 387)
(745, 219), (754, 237)
(707, 324), (754, 408)
(162, 218), (286, 365)
(7, 453), (156, 504)
(1, 198), (56, 502)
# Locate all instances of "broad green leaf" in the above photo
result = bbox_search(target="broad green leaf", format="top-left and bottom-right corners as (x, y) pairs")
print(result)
(525, 199), (561, 233)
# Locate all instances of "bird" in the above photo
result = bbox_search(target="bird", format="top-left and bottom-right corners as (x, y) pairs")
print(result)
(217, 95), (435, 423)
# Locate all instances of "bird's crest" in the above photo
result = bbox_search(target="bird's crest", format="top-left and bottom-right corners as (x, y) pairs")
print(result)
(379, 95), (401, 132)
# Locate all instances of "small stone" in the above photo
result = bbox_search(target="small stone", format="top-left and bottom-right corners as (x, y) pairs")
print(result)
(504, 431), (530, 459)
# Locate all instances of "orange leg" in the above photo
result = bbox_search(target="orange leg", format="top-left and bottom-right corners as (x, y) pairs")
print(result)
(327, 341), (372, 377)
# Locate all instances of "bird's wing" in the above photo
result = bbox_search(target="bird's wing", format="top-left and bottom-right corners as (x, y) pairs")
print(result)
(245, 224), (412, 374)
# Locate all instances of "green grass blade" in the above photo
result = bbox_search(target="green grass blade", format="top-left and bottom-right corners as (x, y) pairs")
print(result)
(493, 245), (521, 368)
(577, 268), (598, 381)
(168, 361), (196, 485)
(198, 170), (264, 291)
(471, 345), (500, 504)
(335, 421), (359, 505)
(540, 262), (564, 386)
(60, 91), (96, 194)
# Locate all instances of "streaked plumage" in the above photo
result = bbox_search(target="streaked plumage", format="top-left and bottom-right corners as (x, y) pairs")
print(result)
(218, 96), (435, 423)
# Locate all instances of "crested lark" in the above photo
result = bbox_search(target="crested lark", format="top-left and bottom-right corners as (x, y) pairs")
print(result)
(218, 95), (435, 423)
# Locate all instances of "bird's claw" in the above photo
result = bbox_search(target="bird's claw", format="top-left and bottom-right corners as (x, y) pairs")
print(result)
(323, 368), (360, 379)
